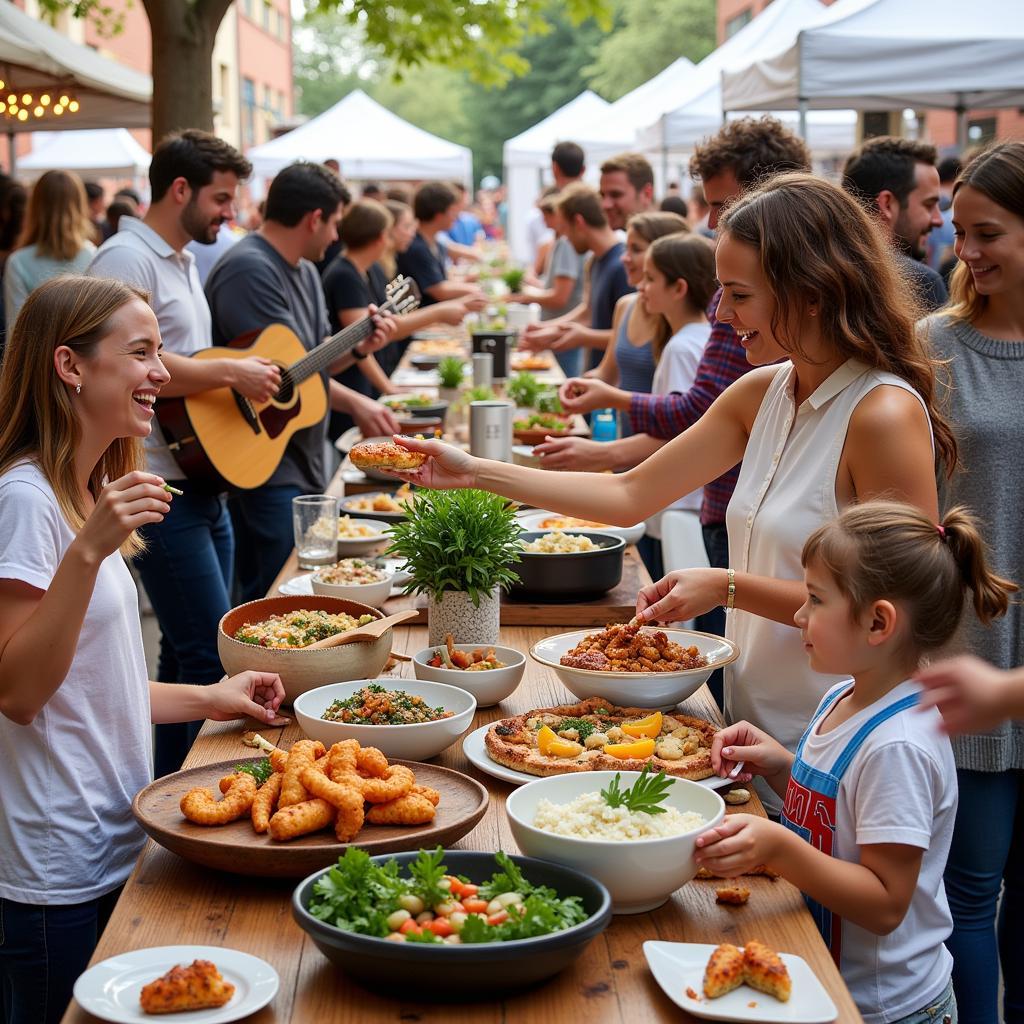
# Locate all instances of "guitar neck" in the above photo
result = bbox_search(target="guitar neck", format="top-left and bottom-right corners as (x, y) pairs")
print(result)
(287, 317), (375, 385)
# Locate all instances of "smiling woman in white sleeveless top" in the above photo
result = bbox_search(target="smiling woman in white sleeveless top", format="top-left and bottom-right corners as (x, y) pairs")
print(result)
(388, 175), (958, 814)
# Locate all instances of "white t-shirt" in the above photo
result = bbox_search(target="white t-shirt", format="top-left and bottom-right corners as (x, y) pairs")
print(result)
(645, 321), (710, 537)
(0, 463), (152, 904)
(799, 680), (956, 1024)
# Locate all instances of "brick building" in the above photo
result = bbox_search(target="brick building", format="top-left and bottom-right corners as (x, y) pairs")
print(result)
(717, 0), (1024, 152)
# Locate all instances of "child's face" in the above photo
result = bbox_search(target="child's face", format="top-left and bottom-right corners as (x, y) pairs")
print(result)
(794, 559), (871, 675)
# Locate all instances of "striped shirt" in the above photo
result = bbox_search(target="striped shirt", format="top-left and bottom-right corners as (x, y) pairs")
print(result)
(628, 288), (753, 524)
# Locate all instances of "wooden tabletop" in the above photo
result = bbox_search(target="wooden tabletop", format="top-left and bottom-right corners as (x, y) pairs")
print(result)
(65, 621), (861, 1023)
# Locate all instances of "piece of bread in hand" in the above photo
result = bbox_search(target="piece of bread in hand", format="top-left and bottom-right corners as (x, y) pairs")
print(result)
(743, 940), (792, 1002)
(702, 942), (745, 998)
(350, 441), (426, 471)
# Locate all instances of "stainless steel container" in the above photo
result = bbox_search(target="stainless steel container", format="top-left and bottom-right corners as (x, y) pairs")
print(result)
(469, 400), (514, 462)
(471, 351), (493, 389)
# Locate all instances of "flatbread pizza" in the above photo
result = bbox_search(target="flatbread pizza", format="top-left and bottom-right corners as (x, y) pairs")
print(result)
(484, 697), (717, 780)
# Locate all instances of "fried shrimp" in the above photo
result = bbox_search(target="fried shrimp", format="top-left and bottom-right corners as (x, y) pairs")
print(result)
(356, 764), (416, 804)
(327, 739), (360, 780)
(365, 792), (436, 826)
(279, 739), (320, 808)
(268, 798), (335, 841)
(355, 745), (389, 778)
(180, 773), (257, 826)
(250, 772), (283, 834)
(411, 784), (441, 806)
(298, 768), (366, 842)
(269, 747), (289, 773)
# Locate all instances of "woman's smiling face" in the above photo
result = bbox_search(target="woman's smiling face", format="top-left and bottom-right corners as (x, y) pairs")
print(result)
(953, 183), (1024, 297)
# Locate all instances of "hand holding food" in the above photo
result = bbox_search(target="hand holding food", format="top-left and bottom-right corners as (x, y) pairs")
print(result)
(203, 671), (289, 726)
(74, 471), (171, 561)
(711, 720), (793, 783)
(385, 435), (479, 490)
(350, 440), (427, 472)
(558, 377), (625, 415)
(139, 959), (235, 1014)
(635, 568), (730, 625)
(531, 436), (613, 471)
(694, 813), (786, 878)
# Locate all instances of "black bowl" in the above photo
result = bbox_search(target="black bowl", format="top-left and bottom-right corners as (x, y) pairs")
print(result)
(292, 850), (612, 998)
(409, 354), (443, 371)
(380, 396), (449, 419)
(512, 531), (625, 600)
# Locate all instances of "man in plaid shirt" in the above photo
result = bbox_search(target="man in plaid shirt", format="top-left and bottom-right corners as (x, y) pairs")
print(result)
(559, 119), (811, 701)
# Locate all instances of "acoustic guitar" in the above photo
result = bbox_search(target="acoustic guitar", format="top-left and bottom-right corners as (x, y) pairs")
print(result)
(156, 276), (419, 491)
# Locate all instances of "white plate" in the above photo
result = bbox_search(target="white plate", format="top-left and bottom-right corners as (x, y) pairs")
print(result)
(643, 941), (837, 1023)
(516, 509), (645, 547)
(73, 945), (279, 1024)
(462, 723), (735, 791)
(279, 560), (410, 598)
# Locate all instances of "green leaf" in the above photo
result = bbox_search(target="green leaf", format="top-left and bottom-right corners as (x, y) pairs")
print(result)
(600, 765), (672, 816)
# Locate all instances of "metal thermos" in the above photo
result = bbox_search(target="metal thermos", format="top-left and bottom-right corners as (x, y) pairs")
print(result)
(469, 400), (513, 462)
(471, 351), (493, 389)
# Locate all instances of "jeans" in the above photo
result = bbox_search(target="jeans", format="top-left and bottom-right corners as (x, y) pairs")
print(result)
(229, 484), (304, 604)
(135, 487), (234, 778)
(553, 347), (584, 379)
(889, 979), (957, 1024)
(944, 768), (1024, 1024)
(695, 521), (728, 711)
(0, 888), (121, 1024)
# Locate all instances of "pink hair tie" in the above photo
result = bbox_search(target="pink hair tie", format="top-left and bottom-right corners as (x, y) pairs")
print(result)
(936, 523), (947, 539)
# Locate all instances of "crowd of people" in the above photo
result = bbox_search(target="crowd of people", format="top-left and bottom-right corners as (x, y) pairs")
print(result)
(0, 113), (1020, 1024)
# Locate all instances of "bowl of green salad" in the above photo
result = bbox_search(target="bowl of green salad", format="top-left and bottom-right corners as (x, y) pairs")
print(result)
(293, 679), (477, 760)
(293, 846), (612, 996)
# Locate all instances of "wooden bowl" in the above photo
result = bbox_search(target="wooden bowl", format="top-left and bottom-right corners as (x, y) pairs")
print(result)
(218, 595), (392, 704)
(132, 758), (489, 878)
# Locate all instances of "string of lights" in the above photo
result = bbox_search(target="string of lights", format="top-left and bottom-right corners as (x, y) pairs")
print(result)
(0, 78), (80, 122)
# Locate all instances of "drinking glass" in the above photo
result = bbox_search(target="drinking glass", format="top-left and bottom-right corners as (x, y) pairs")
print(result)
(292, 494), (339, 569)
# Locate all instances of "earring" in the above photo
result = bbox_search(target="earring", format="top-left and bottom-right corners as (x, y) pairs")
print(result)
(75, 383), (82, 395)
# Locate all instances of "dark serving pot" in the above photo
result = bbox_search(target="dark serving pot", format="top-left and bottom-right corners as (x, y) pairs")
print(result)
(471, 330), (516, 379)
(511, 531), (625, 600)
(292, 849), (612, 998)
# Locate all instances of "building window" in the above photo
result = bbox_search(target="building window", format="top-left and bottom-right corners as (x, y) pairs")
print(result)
(242, 76), (256, 147)
(967, 117), (997, 145)
(242, 0), (253, 17)
(263, 0), (272, 32)
(725, 8), (752, 38)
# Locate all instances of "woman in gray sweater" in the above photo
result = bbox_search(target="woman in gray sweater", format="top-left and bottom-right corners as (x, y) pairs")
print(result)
(922, 140), (1024, 1024)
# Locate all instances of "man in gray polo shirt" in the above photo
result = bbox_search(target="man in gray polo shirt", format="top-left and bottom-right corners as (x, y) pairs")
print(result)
(89, 130), (278, 776)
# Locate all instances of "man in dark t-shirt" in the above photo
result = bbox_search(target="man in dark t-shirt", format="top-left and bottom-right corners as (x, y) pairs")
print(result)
(206, 162), (398, 601)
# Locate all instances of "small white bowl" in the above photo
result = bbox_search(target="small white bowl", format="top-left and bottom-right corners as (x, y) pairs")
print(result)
(530, 628), (739, 710)
(311, 565), (395, 608)
(517, 510), (645, 547)
(412, 643), (526, 707)
(506, 771), (725, 914)
(293, 678), (477, 761)
(336, 518), (391, 557)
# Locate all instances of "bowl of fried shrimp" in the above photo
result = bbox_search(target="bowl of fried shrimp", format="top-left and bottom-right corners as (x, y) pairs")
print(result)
(293, 679), (477, 761)
(531, 623), (739, 710)
(218, 595), (393, 705)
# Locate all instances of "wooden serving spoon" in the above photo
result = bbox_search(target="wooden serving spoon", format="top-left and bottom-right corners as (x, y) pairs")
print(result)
(304, 609), (420, 650)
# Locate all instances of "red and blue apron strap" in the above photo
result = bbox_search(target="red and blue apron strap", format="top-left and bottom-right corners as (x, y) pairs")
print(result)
(781, 687), (920, 964)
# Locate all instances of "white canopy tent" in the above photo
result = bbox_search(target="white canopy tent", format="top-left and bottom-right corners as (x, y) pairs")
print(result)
(20, 128), (150, 180)
(0, 0), (150, 158)
(503, 90), (610, 262)
(720, 0), (1024, 147)
(247, 90), (472, 185)
(638, 0), (857, 157)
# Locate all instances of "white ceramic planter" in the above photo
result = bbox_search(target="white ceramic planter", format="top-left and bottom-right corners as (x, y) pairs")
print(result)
(438, 385), (461, 406)
(427, 586), (500, 645)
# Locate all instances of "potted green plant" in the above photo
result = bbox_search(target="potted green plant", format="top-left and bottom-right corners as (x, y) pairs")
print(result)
(505, 371), (542, 411)
(386, 489), (521, 644)
(437, 356), (465, 405)
(501, 267), (526, 293)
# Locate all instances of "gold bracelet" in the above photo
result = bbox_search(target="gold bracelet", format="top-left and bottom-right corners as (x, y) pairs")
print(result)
(726, 568), (736, 611)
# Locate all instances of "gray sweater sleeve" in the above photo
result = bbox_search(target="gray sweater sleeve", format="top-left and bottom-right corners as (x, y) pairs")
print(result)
(921, 313), (1024, 772)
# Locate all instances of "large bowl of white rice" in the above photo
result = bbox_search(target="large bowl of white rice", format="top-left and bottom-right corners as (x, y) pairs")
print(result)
(505, 771), (725, 914)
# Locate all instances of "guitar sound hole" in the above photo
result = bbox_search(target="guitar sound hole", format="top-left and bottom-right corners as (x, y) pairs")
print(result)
(275, 372), (294, 405)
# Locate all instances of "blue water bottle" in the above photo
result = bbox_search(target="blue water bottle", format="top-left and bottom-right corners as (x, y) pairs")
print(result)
(590, 408), (618, 443)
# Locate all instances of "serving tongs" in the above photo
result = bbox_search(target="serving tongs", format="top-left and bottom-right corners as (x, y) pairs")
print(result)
(304, 608), (420, 650)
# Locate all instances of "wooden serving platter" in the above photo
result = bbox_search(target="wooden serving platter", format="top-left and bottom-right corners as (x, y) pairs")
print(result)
(132, 758), (489, 878)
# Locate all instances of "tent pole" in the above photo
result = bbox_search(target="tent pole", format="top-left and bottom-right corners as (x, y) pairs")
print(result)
(955, 94), (968, 150)
(661, 117), (668, 193)
(798, 99), (808, 140)
(7, 131), (15, 175)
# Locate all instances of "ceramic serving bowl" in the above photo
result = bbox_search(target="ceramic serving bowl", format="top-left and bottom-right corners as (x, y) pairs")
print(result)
(517, 509), (646, 547)
(311, 564), (395, 608)
(292, 850), (612, 997)
(506, 771), (725, 914)
(411, 643), (526, 707)
(218, 595), (392, 705)
(511, 532), (625, 600)
(380, 395), (449, 418)
(530, 627), (740, 710)
(293, 678), (477, 761)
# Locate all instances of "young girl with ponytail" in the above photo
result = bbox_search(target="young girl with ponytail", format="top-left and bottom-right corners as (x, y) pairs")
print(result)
(697, 500), (1016, 1024)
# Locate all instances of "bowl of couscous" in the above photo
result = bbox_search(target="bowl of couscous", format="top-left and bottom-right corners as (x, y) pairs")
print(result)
(510, 531), (625, 601)
(218, 595), (393, 704)
(311, 558), (395, 607)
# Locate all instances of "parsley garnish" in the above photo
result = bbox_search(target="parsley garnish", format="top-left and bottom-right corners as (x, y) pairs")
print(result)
(233, 758), (273, 786)
(557, 717), (595, 742)
(600, 765), (672, 816)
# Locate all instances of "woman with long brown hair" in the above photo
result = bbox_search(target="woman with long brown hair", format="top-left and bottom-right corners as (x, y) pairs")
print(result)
(0, 276), (285, 1024)
(3, 170), (96, 332)
(921, 140), (1024, 1024)
(394, 173), (953, 817)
